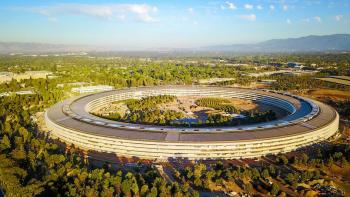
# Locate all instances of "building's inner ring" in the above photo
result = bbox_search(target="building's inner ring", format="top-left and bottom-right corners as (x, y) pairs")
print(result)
(62, 86), (319, 133)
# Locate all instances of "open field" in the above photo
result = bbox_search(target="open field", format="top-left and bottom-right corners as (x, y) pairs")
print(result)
(305, 89), (350, 101)
(330, 76), (350, 81)
(316, 77), (350, 86)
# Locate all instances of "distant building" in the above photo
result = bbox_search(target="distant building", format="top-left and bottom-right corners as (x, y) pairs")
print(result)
(198, 78), (235, 84)
(248, 69), (318, 77)
(268, 62), (282, 67)
(287, 62), (303, 68)
(57, 82), (91, 88)
(0, 71), (53, 83)
(248, 70), (288, 77)
(71, 85), (114, 94)
(0, 72), (14, 83)
(15, 90), (35, 95)
(25, 71), (52, 78)
(0, 91), (35, 96)
(258, 79), (277, 85)
(0, 92), (11, 97)
(225, 63), (249, 67)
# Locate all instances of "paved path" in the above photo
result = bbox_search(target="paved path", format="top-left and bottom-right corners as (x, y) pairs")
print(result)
(155, 165), (173, 183)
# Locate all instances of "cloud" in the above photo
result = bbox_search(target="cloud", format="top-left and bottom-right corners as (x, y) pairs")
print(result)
(282, 5), (288, 11)
(222, 1), (237, 10)
(188, 7), (194, 14)
(244, 4), (254, 10)
(269, 5), (275, 11)
(257, 5), (263, 10)
(334, 15), (343, 21)
(286, 19), (291, 24)
(302, 18), (310, 23)
(239, 14), (256, 21)
(21, 3), (158, 23)
(313, 16), (321, 22)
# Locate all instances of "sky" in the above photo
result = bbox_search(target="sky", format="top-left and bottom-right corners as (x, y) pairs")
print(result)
(0, 0), (349, 49)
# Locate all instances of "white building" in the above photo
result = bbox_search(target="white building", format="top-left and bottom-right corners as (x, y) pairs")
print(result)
(0, 71), (53, 83)
(71, 85), (114, 94)
(45, 86), (339, 160)
(0, 92), (11, 97)
(15, 90), (35, 95)
(0, 72), (14, 83)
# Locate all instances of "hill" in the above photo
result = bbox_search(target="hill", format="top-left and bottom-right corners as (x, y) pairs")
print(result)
(1, 34), (350, 54)
(204, 34), (350, 52)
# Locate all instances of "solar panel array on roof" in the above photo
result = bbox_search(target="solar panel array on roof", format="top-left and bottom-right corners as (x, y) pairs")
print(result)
(46, 86), (338, 142)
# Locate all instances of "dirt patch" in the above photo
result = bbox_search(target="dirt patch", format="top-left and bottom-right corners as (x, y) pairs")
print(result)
(158, 96), (259, 118)
(227, 97), (257, 111)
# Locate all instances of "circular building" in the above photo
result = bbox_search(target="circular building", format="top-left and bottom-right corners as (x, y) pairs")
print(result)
(45, 86), (339, 160)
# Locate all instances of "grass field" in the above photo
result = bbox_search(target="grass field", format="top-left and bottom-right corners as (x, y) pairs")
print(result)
(330, 76), (350, 81)
(306, 89), (350, 100)
(316, 77), (350, 86)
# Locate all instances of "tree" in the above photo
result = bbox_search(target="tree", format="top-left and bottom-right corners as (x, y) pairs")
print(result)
(194, 177), (202, 187)
(333, 152), (343, 159)
(194, 163), (206, 179)
(3, 121), (12, 134)
(341, 157), (348, 167)
(121, 179), (132, 196)
(301, 153), (309, 164)
(245, 182), (253, 194)
(11, 148), (26, 160)
(280, 155), (289, 165)
(131, 182), (139, 195)
(286, 173), (296, 185)
(18, 127), (30, 143)
(327, 157), (334, 167)
(140, 184), (149, 196)
(192, 190), (200, 197)
(261, 169), (270, 179)
(278, 191), (287, 197)
(101, 187), (114, 197)
(251, 168), (260, 180)
(149, 186), (158, 197)
(0, 135), (11, 150)
(269, 165), (276, 177)
(271, 183), (280, 196)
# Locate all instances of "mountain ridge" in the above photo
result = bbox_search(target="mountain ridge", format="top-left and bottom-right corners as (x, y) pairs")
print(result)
(1, 34), (350, 54)
(205, 34), (350, 52)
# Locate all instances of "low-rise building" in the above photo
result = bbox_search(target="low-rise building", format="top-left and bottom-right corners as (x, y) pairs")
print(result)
(71, 85), (114, 94)
(15, 90), (35, 95)
(15, 71), (53, 80)
(0, 72), (14, 83)
(287, 62), (303, 68)
(198, 78), (235, 84)
(0, 92), (11, 97)
(0, 71), (53, 83)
